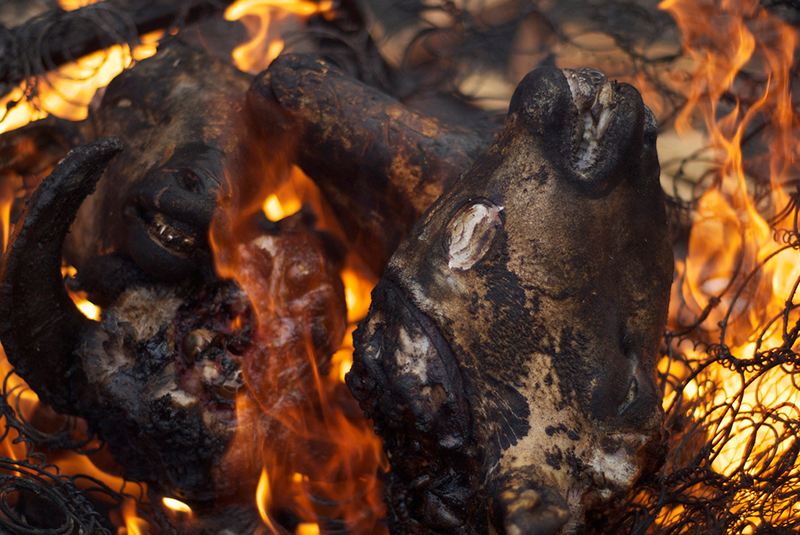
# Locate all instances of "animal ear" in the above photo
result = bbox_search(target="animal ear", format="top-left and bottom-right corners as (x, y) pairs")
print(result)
(490, 478), (570, 535)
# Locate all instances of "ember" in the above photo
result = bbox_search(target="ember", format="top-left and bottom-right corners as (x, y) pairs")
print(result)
(0, 0), (799, 534)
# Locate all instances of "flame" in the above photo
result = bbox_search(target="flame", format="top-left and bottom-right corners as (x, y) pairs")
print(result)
(330, 326), (356, 385)
(161, 496), (194, 529)
(0, 344), (40, 462)
(224, 0), (333, 73)
(119, 498), (151, 535)
(61, 265), (102, 320)
(262, 168), (306, 221)
(210, 120), (386, 532)
(660, 0), (800, 527)
(58, 0), (104, 10)
(0, 31), (161, 135)
(0, 181), (11, 253)
(256, 467), (280, 532)
(297, 523), (321, 535)
(162, 497), (192, 514)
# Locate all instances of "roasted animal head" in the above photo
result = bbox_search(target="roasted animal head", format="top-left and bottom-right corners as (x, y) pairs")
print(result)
(347, 66), (673, 534)
(64, 41), (253, 281)
(0, 138), (346, 509)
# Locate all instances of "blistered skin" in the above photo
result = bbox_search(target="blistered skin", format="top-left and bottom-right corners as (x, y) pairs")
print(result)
(347, 67), (673, 535)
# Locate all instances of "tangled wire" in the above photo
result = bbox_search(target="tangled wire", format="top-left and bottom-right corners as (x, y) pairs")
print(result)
(0, 370), (147, 534)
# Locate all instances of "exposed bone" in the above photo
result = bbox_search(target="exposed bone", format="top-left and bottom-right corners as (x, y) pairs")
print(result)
(250, 54), (497, 275)
(347, 67), (672, 535)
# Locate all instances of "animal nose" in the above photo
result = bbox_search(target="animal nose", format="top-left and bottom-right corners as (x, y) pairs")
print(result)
(585, 68), (606, 87)
(563, 68), (609, 111)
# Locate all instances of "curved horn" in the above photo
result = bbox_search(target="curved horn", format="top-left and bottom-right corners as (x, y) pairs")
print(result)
(0, 137), (122, 413)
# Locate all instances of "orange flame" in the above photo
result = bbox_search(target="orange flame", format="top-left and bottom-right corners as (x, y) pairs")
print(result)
(256, 467), (280, 532)
(660, 0), (800, 526)
(58, 0), (104, 10)
(118, 498), (152, 535)
(162, 497), (193, 514)
(210, 125), (386, 532)
(297, 523), (321, 535)
(0, 31), (161, 135)
(0, 181), (11, 253)
(224, 0), (334, 73)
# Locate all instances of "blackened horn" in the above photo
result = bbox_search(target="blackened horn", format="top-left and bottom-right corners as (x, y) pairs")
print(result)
(0, 137), (123, 413)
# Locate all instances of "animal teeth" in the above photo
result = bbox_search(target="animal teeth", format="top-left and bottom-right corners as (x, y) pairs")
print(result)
(148, 213), (197, 254)
(564, 68), (615, 173)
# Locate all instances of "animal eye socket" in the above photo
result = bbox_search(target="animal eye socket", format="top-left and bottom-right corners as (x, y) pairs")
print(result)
(161, 167), (205, 194)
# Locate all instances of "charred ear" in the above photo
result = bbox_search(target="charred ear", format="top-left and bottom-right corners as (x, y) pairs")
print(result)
(0, 137), (122, 413)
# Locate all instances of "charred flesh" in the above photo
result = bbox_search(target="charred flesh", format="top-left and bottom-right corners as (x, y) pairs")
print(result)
(347, 66), (672, 535)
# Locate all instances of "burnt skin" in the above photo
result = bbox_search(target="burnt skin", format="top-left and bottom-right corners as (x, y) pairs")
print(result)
(0, 136), (346, 512)
(347, 66), (672, 535)
(64, 40), (253, 281)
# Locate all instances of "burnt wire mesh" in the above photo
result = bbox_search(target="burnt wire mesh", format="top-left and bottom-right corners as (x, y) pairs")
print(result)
(1, 0), (800, 533)
(0, 371), (149, 534)
(0, 2), (139, 120)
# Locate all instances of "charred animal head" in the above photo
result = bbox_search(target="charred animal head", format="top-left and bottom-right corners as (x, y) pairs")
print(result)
(0, 137), (346, 508)
(64, 42), (253, 281)
(347, 66), (672, 535)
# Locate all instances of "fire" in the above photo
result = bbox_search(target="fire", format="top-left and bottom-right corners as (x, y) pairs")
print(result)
(0, 345), (40, 462)
(58, 0), (104, 9)
(297, 523), (321, 535)
(659, 0), (800, 528)
(0, 31), (161, 135)
(61, 265), (102, 320)
(162, 496), (194, 530)
(163, 497), (193, 514)
(256, 467), (280, 532)
(0, 181), (10, 252)
(211, 151), (386, 532)
(224, 0), (334, 73)
(9, 0), (800, 530)
(262, 166), (308, 220)
(119, 498), (152, 535)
